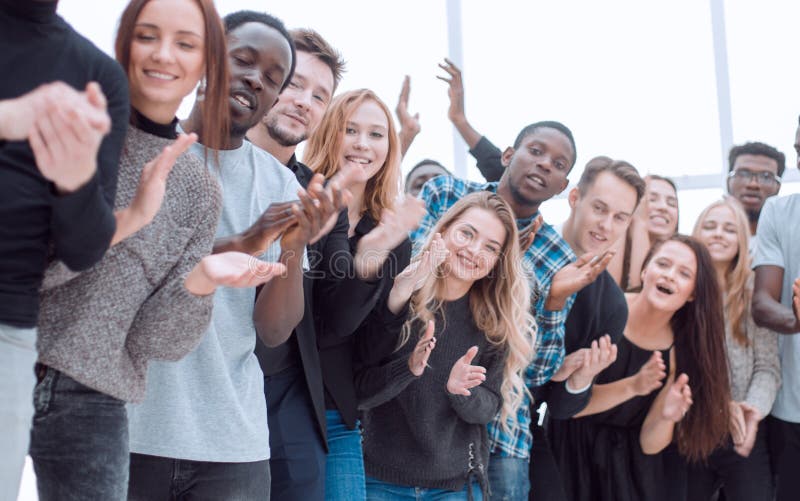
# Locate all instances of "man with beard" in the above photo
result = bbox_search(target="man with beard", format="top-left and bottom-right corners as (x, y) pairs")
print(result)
(726, 141), (784, 251)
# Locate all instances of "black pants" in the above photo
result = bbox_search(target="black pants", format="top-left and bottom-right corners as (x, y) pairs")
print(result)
(686, 424), (772, 501)
(529, 422), (567, 501)
(769, 415), (800, 501)
(264, 366), (326, 501)
(127, 453), (270, 501)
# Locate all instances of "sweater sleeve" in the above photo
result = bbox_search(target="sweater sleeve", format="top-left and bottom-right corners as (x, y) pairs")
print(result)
(49, 61), (129, 271)
(447, 345), (504, 425)
(469, 136), (504, 183)
(744, 317), (782, 417)
(355, 302), (417, 409)
(313, 210), (384, 340)
(124, 179), (222, 362)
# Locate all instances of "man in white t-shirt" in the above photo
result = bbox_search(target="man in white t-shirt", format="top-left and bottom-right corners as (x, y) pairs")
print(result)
(752, 116), (800, 501)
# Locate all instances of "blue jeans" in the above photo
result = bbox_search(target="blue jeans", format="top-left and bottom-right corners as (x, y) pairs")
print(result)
(325, 409), (366, 500)
(486, 455), (529, 500)
(366, 476), (483, 500)
(29, 366), (129, 501)
(128, 453), (270, 500)
(0, 324), (37, 501)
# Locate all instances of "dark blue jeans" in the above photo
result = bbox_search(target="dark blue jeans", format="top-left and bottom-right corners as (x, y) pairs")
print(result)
(29, 366), (129, 501)
(264, 367), (326, 501)
(128, 453), (270, 500)
(487, 455), (529, 501)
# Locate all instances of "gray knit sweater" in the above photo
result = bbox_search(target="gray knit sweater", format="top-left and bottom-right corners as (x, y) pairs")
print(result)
(359, 295), (505, 493)
(36, 123), (222, 403)
(725, 307), (781, 417)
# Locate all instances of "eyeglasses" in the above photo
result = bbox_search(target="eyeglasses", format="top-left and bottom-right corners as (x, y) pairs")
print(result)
(728, 169), (782, 186)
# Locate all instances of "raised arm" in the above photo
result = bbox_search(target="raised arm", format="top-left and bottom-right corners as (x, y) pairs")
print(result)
(437, 58), (505, 182)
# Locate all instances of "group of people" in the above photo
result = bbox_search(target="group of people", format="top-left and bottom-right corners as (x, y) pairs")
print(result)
(2, 1), (800, 501)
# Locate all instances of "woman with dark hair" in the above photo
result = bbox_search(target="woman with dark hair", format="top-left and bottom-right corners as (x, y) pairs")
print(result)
(687, 198), (780, 500)
(609, 174), (680, 291)
(550, 234), (731, 501)
(28, 1), (284, 499)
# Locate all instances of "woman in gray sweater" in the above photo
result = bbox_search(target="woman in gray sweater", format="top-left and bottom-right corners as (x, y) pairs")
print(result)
(689, 197), (781, 500)
(356, 192), (536, 500)
(28, 1), (286, 499)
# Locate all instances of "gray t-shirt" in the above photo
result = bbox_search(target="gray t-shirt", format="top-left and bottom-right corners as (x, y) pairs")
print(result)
(127, 139), (302, 462)
(753, 194), (800, 423)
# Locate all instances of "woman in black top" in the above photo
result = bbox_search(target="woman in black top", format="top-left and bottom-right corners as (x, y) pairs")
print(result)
(356, 192), (536, 500)
(304, 88), (425, 500)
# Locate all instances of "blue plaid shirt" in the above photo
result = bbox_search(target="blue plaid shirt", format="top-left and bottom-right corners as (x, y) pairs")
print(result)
(411, 176), (576, 459)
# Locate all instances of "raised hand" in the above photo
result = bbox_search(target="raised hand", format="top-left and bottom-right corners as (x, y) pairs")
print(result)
(234, 202), (298, 256)
(387, 233), (449, 313)
(631, 351), (667, 396)
(546, 250), (616, 310)
(184, 251), (288, 296)
(112, 133), (198, 245)
(567, 335), (618, 391)
(355, 195), (426, 279)
(28, 83), (114, 194)
(447, 346), (487, 396)
(661, 373), (693, 422)
(408, 320), (436, 376)
(0, 81), (110, 141)
(518, 215), (543, 252)
(550, 348), (588, 383)
(305, 174), (345, 244)
(436, 58), (466, 125)
(396, 75), (420, 156)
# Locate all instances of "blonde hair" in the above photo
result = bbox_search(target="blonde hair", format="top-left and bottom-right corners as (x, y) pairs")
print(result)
(304, 89), (402, 221)
(402, 192), (536, 428)
(692, 197), (752, 346)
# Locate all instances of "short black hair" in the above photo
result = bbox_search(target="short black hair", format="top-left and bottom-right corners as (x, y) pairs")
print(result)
(223, 10), (296, 92)
(728, 141), (786, 177)
(513, 121), (577, 170)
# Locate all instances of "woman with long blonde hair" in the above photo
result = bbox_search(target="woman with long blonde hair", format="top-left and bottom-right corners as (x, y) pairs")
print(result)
(356, 191), (535, 500)
(304, 88), (424, 500)
(688, 197), (780, 501)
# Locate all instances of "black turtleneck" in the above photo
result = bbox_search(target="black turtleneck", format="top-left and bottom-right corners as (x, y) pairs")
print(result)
(130, 108), (178, 139)
(0, 2), (129, 328)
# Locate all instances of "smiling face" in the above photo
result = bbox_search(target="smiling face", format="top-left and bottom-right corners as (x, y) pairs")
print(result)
(504, 127), (573, 208)
(567, 171), (638, 255)
(443, 207), (507, 284)
(640, 240), (697, 313)
(263, 50), (334, 147)
(128, 0), (206, 123)
(646, 178), (679, 241)
(695, 204), (739, 267)
(226, 22), (292, 138)
(340, 99), (390, 181)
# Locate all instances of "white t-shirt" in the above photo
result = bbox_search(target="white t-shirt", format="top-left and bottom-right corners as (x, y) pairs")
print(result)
(752, 194), (800, 423)
(127, 139), (302, 461)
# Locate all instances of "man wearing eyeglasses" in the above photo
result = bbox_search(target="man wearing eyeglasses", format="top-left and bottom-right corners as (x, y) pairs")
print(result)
(726, 141), (785, 246)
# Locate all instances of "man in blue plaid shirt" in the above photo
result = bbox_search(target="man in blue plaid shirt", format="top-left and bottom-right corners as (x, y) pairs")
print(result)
(411, 120), (604, 500)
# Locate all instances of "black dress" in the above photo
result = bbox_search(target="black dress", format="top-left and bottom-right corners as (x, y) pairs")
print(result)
(548, 336), (680, 501)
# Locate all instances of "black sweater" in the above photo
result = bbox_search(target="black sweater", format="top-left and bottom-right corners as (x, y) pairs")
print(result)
(358, 295), (504, 493)
(0, 0), (129, 327)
